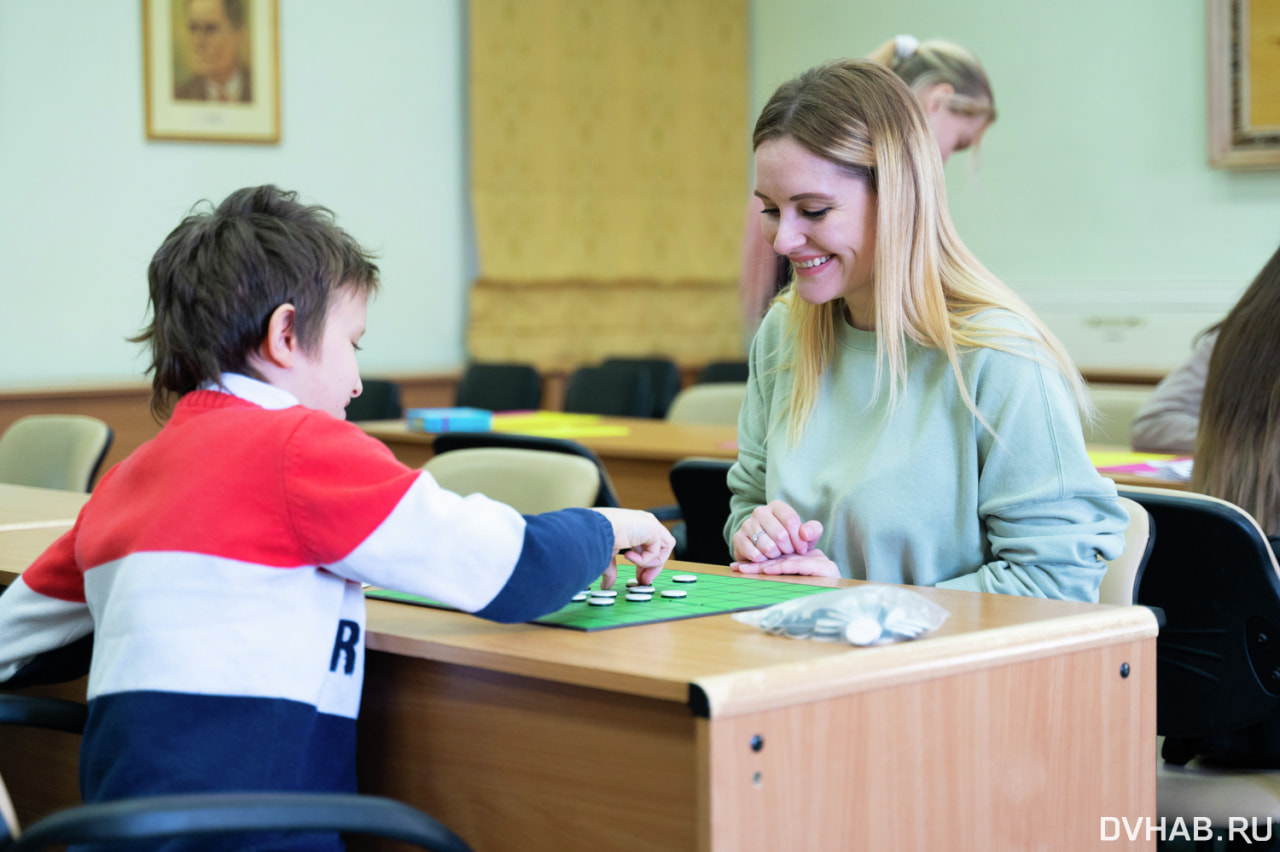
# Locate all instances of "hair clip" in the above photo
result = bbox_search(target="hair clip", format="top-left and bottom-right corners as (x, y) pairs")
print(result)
(894, 34), (920, 61)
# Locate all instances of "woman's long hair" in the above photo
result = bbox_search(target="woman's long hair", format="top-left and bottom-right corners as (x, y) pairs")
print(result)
(1192, 243), (1280, 534)
(753, 59), (1085, 440)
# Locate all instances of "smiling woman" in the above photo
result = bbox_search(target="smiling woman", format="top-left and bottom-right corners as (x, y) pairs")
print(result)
(725, 60), (1128, 603)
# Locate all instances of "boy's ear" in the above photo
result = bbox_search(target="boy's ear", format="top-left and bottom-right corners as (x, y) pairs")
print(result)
(257, 303), (301, 368)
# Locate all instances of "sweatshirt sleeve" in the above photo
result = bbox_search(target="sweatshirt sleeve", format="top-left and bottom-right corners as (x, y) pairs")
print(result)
(935, 340), (1128, 601)
(0, 520), (95, 686)
(282, 415), (615, 623)
(1130, 332), (1215, 454)
(725, 310), (779, 555)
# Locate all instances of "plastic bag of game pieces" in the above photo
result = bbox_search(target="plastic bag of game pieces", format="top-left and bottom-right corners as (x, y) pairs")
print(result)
(733, 585), (949, 645)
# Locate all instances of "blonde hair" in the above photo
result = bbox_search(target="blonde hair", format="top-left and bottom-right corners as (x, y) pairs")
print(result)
(752, 59), (1085, 440)
(1192, 243), (1280, 535)
(867, 36), (996, 124)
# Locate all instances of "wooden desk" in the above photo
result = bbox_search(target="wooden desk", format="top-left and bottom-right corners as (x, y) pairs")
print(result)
(1089, 445), (1191, 492)
(0, 521), (1158, 851)
(361, 417), (738, 508)
(0, 483), (88, 532)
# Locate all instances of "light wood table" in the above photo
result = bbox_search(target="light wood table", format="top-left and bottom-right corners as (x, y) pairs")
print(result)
(0, 519), (1158, 851)
(0, 483), (88, 532)
(360, 417), (738, 508)
(1089, 444), (1191, 492)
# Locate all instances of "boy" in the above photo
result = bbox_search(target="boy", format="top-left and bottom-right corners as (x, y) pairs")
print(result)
(0, 185), (673, 849)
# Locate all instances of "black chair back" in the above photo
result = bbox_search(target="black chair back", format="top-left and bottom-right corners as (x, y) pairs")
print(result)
(697, 361), (749, 384)
(669, 458), (735, 565)
(432, 432), (619, 507)
(601, 358), (681, 418)
(1120, 486), (1280, 740)
(563, 365), (653, 419)
(455, 363), (543, 412)
(347, 379), (403, 421)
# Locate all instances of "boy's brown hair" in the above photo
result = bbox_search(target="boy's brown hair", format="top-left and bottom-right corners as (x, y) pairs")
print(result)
(133, 185), (379, 418)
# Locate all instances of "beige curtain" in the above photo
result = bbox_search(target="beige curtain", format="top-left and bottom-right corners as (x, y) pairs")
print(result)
(468, 0), (747, 370)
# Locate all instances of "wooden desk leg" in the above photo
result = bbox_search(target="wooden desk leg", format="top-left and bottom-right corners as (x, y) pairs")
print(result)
(699, 638), (1156, 851)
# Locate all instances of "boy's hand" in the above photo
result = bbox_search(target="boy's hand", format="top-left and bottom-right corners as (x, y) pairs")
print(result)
(732, 501), (823, 563)
(591, 508), (676, 588)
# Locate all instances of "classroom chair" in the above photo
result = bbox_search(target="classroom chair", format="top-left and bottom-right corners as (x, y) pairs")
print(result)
(696, 360), (749, 384)
(1083, 383), (1155, 447)
(601, 358), (682, 418)
(0, 694), (474, 852)
(454, 362), (542, 412)
(1116, 485), (1280, 832)
(668, 458), (735, 565)
(0, 415), (113, 492)
(345, 378), (403, 422)
(432, 432), (621, 508)
(665, 383), (746, 427)
(563, 364), (654, 419)
(423, 447), (601, 513)
(1097, 496), (1155, 606)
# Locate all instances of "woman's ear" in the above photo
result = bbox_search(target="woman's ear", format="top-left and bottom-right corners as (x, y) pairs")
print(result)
(257, 303), (300, 369)
(920, 83), (955, 116)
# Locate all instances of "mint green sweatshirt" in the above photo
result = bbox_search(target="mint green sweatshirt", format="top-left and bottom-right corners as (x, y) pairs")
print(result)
(726, 303), (1127, 602)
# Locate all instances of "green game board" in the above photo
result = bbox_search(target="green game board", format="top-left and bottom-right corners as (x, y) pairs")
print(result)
(366, 565), (832, 631)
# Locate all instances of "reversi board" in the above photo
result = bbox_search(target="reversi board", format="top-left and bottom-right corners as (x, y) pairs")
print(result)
(366, 565), (832, 631)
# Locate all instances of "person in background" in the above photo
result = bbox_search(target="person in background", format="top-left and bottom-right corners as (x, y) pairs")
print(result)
(1129, 244), (1280, 454)
(1190, 241), (1280, 538)
(725, 59), (1126, 601)
(739, 35), (997, 338)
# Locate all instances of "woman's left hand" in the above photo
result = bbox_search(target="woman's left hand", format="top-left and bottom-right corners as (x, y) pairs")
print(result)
(731, 548), (840, 577)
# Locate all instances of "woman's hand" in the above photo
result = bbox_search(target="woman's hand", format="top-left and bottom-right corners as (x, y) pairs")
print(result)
(732, 500), (823, 563)
(732, 548), (840, 577)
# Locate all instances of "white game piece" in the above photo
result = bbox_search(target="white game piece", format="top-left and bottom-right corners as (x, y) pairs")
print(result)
(630, 585), (655, 593)
(844, 616), (882, 646)
(588, 597), (615, 606)
(590, 589), (617, 598)
(812, 617), (842, 636)
(671, 574), (698, 583)
(571, 593), (587, 602)
(626, 593), (652, 602)
(625, 578), (640, 587)
(660, 589), (687, 598)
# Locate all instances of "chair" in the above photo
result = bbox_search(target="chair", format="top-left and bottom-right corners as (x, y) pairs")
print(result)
(666, 383), (746, 427)
(563, 364), (653, 419)
(1097, 496), (1155, 606)
(455, 362), (542, 412)
(1116, 485), (1280, 830)
(0, 694), (472, 852)
(601, 358), (682, 418)
(432, 432), (620, 508)
(424, 447), (601, 513)
(346, 378), (403, 421)
(1083, 383), (1155, 446)
(669, 458), (735, 565)
(697, 360), (749, 384)
(0, 415), (113, 492)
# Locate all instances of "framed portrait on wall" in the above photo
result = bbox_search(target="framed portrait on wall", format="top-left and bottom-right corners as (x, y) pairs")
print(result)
(142, 0), (280, 144)
(1208, 0), (1280, 169)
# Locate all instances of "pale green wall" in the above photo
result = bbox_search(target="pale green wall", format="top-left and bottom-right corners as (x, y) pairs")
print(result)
(752, 0), (1280, 367)
(0, 0), (472, 390)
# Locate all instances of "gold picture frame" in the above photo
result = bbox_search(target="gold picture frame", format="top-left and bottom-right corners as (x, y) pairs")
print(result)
(142, 0), (280, 144)
(1208, 0), (1280, 169)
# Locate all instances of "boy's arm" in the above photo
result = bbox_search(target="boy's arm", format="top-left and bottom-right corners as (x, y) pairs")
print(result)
(0, 525), (95, 687)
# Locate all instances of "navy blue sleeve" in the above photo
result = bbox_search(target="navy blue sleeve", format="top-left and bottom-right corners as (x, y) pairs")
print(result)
(474, 508), (614, 624)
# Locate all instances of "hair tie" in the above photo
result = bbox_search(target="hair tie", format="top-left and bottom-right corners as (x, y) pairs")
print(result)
(894, 34), (919, 61)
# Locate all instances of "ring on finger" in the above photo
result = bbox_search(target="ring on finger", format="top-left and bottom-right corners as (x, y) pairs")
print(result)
(750, 529), (767, 546)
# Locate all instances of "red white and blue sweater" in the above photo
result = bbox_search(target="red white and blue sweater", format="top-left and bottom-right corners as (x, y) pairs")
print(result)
(0, 376), (613, 848)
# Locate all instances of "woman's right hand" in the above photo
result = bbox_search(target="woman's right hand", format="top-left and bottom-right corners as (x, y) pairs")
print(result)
(732, 500), (823, 564)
